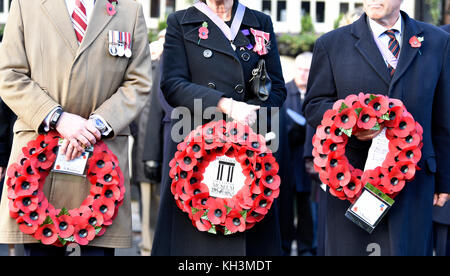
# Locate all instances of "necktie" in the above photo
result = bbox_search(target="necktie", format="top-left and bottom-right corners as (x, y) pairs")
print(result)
(385, 29), (400, 76)
(71, 0), (88, 44)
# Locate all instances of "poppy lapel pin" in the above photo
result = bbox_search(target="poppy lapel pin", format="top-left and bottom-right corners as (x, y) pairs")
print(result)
(106, 0), (118, 16)
(409, 35), (424, 55)
(198, 22), (209, 44)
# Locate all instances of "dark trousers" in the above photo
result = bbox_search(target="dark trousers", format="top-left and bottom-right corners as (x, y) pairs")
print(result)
(24, 243), (115, 256)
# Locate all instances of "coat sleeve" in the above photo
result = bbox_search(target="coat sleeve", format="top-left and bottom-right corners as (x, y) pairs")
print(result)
(432, 35), (450, 194)
(302, 38), (337, 128)
(92, 4), (152, 138)
(0, 0), (61, 133)
(161, 13), (226, 113)
(246, 16), (287, 109)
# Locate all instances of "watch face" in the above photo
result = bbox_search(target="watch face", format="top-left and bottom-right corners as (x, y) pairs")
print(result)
(94, 118), (106, 132)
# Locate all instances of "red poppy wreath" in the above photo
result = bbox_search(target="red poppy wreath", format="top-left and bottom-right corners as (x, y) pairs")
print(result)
(169, 120), (280, 235)
(312, 93), (423, 203)
(6, 131), (125, 246)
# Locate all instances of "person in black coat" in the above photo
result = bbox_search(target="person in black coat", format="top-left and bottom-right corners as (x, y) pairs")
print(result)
(0, 99), (15, 194)
(151, 0), (286, 256)
(278, 52), (316, 256)
(432, 23), (450, 257)
(303, 0), (449, 256)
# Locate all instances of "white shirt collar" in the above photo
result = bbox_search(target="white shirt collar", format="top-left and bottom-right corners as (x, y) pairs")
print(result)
(369, 13), (403, 38)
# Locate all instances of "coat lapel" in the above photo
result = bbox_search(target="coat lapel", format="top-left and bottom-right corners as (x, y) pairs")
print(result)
(40, 0), (79, 56)
(391, 12), (423, 85)
(181, 3), (260, 60)
(351, 14), (391, 86)
(76, 0), (114, 58)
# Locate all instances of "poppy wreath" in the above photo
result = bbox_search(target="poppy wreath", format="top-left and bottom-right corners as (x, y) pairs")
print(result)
(6, 131), (125, 246)
(312, 93), (423, 203)
(169, 120), (280, 235)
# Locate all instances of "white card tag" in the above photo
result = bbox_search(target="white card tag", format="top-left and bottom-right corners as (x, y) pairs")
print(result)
(364, 128), (389, 171)
(52, 139), (92, 177)
(345, 183), (394, 233)
(203, 156), (246, 199)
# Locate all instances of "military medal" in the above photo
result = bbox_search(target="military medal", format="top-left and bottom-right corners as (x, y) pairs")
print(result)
(108, 30), (118, 56)
(117, 31), (125, 57)
(124, 32), (132, 58)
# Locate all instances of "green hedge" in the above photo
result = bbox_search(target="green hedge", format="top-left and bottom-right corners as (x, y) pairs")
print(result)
(277, 32), (319, 57)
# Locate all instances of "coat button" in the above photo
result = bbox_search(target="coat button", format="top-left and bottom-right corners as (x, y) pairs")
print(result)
(208, 82), (216, 89)
(241, 52), (250, 62)
(235, 84), (244, 94)
(203, 49), (213, 59)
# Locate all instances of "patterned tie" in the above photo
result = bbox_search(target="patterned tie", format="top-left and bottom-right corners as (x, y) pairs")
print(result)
(71, 0), (88, 44)
(385, 29), (400, 76)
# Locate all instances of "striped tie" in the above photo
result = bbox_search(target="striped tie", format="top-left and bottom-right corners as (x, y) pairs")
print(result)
(71, 0), (88, 44)
(385, 29), (400, 76)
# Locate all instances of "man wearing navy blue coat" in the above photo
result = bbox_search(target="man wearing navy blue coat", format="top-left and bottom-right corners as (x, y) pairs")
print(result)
(432, 23), (450, 257)
(303, 0), (449, 256)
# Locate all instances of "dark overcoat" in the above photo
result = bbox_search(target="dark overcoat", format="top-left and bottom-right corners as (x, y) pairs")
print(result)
(151, 0), (287, 256)
(303, 12), (450, 256)
(0, 99), (15, 168)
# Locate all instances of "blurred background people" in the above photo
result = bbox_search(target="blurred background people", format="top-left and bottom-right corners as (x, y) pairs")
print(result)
(278, 52), (316, 256)
(131, 29), (167, 256)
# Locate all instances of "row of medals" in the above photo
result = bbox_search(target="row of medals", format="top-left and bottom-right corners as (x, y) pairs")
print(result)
(109, 42), (132, 58)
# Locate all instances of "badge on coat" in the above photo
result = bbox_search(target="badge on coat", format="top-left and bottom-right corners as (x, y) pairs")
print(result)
(109, 30), (132, 58)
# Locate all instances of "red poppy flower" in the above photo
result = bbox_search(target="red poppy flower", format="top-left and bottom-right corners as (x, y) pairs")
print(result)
(367, 95), (389, 117)
(22, 207), (46, 226)
(260, 173), (280, 190)
(18, 160), (40, 183)
(88, 152), (113, 176)
(250, 178), (262, 195)
(262, 186), (279, 202)
(329, 124), (348, 143)
(19, 222), (39, 235)
(199, 26), (209, 40)
(246, 133), (267, 154)
(409, 36), (422, 48)
(193, 211), (212, 232)
(22, 139), (45, 159)
(325, 151), (348, 172)
(191, 192), (210, 210)
(321, 110), (337, 126)
(312, 148), (328, 168)
(390, 114), (415, 138)
(395, 161), (416, 180)
(13, 176), (38, 197)
(357, 106), (377, 129)
(328, 164), (351, 188)
(384, 106), (404, 128)
(344, 94), (360, 108)
(322, 139), (345, 155)
(225, 210), (246, 233)
(236, 186), (254, 209)
(30, 148), (56, 170)
(236, 146), (257, 166)
(6, 163), (22, 181)
(332, 99), (346, 111)
(343, 174), (363, 199)
(93, 169), (120, 186)
(206, 198), (227, 225)
(73, 218), (96, 246)
(329, 186), (347, 200)
(251, 195), (272, 215)
(34, 224), (59, 245)
(92, 197), (115, 221)
(177, 151), (197, 171)
(381, 167), (405, 193)
(398, 146), (422, 164)
(15, 196), (39, 213)
(334, 108), (357, 129)
(55, 215), (75, 239)
(315, 125), (330, 140)
(261, 155), (279, 175)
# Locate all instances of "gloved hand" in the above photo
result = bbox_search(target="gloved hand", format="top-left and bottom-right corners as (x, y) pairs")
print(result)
(144, 161), (162, 183)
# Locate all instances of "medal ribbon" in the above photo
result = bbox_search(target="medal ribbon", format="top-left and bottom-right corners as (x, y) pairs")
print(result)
(250, 28), (270, 55)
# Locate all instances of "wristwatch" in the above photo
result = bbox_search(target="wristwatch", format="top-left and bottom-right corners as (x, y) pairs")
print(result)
(49, 108), (64, 130)
(92, 117), (107, 134)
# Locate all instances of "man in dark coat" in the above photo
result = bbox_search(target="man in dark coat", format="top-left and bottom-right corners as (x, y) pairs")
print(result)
(278, 52), (315, 256)
(0, 99), (15, 193)
(432, 23), (450, 257)
(303, 0), (449, 256)
(152, 0), (286, 256)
